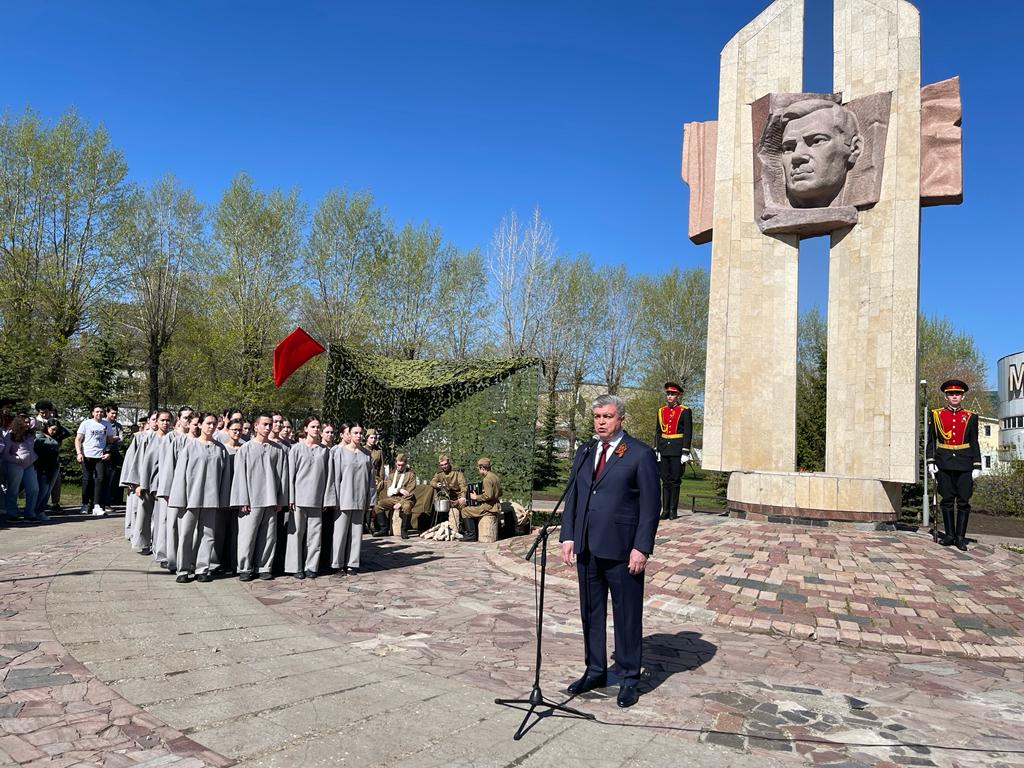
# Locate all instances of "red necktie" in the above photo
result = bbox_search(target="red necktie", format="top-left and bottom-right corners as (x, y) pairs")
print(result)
(595, 441), (611, 477)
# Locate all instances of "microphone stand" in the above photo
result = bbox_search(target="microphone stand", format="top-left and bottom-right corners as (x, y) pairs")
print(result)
(495, 440), (597, 740)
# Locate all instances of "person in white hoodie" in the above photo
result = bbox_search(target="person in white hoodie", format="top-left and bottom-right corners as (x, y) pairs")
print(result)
(286, 417), (329, 580)
(230, 413), (289, 581)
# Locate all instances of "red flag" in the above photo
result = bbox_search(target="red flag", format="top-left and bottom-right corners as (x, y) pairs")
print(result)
(273, 327), (326, 387)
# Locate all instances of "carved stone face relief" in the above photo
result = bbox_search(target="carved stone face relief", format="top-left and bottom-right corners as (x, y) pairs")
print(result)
(779, 100), (862, 209)
(752, 91), (890, 237)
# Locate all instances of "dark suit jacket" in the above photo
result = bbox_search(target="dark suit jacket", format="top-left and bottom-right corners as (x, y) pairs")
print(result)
(559, 432), (660, 561)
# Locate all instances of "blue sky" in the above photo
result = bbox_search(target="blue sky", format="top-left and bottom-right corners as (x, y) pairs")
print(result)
(4, 1), (1020, 384)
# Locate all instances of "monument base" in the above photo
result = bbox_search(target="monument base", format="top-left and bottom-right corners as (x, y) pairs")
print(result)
(727, 471), (901, 529)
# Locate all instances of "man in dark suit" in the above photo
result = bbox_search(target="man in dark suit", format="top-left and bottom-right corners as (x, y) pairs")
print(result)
(560, 394), (660, 708)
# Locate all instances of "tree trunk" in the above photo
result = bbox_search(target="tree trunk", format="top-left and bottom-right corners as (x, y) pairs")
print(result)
(147, 342), (161, 412)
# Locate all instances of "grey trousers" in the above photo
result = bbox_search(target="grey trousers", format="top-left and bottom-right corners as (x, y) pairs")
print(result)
(285, 507), (323, 574)
(190, 507), (220, 573)
(164, 505), (183, 570)
(124, 492), (136, 539)
(175, 508), (204, 574)
(331, 509), (363, 569)
(153, 497), (167, 562)
(238, 506), (277, 574)
(131, 493), (154, 553)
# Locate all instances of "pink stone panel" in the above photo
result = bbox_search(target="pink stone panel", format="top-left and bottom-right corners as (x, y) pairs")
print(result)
(681, 120), (717, 244)
(921, 76), (963, 206)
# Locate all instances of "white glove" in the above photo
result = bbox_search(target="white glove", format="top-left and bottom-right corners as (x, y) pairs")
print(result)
(680, 454), (690, 465)
(927, 462), (937, 479)
(655, 451), (661, 462)
(972, 469), (981, 480)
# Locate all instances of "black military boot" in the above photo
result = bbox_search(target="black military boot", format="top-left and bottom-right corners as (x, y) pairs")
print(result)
(374, 512), (389, 536)
(400, 512), (411, 540)
(955, 508), (970, 551)
(939, 509), (956, 546)
(659, 509), (671, 521)
(462, 517), (478, 542)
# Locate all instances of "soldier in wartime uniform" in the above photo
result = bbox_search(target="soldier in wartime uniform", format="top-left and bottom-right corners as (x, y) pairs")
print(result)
(926, 379), (982, 551)
(653, 382), (692, 520)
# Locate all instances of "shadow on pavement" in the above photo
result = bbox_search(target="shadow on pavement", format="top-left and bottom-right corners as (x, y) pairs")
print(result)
(640, 630), (718, 693)
(360, 540), (444, 571)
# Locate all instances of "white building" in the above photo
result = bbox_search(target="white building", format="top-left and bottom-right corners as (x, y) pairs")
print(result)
(997, 351), (1024, 461)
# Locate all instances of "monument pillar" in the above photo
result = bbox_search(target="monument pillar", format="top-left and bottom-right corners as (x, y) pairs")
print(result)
(826, 0), (921, 483)
(701, 0), (803, 475)
(681, 0), (961, 527)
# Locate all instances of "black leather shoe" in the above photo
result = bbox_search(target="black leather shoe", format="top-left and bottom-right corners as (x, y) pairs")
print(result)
(258, 572), (273, 580)
(617, 684), (639, 708)
(294, 571), (306, 580)
(346, 567), (359, 576)
(239, 572), (254, 582)
(196, 573), (212, 583)
(659, 511), (670, 520)
(955, 538), (968, 552)
(175, 573), (189, 584)
(566, 671), (607, 696)
(304, 570), (317, 579)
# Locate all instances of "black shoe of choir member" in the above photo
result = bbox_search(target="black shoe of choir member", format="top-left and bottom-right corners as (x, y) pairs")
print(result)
(566, 671), (607, 696)
(294, 571), (306, 580)
(139, 547), (152, 556)
(159, 560), (168, 569)
(304, 570), (317, 579)
(258, 572), (273, 580)
(196, 573), (213, 583)
(239, 572), (255, 582)
(617, 684), (640, 708)
(175, 573), (189, 584)
(346, 567), (359, 576)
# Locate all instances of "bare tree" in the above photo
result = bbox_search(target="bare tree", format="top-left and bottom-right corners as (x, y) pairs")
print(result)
(112, 175), (204, 410)
(602, 266), (641, 394)
(489, 206), (557, 357)
(437, 245), (490, 359)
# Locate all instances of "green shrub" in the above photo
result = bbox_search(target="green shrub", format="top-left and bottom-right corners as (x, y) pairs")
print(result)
(972, 462), (1024, 517)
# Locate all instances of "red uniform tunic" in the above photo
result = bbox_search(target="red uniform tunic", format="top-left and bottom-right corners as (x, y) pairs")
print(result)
(926, 407), (981, 473)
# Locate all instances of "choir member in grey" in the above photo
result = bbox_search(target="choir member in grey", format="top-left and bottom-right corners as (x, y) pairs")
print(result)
(215, 419), (244, 574)
(119, 412), (156, 540)
(325, 422), (376, 575)
(230, 413), (289, 581)
(156, 407), (194, 571)
(169, 413), (233, 583)
(286, 417), (329, 579)
(133, 411), (173, 555)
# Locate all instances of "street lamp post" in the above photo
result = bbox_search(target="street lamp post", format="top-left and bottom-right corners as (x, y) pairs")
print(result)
(921, 379), (929, 528)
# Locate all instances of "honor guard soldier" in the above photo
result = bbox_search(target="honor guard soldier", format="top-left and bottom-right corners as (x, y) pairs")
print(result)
(926, 379), (982, 551)
(654, 382), (692, 520)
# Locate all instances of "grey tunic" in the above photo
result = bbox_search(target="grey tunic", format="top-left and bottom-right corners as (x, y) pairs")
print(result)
(157, 431), (189, 498)
(325, 445), (377, 510)
(137, 432), (171, 493)
(169, 439), (232, 509)
(230, 439), (289, 508)
(289, 441), (329, 509)
(119, 431), (152, 486)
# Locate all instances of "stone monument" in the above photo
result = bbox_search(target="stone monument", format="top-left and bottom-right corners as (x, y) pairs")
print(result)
(680, 0), (962, 525)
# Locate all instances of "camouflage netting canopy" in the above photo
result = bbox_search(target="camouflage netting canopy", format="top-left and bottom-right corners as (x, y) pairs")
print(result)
(323, 345), (539, 505)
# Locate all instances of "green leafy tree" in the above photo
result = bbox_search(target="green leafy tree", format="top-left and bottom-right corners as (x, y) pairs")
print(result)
(796, 308), (827, 472)
(301, 189), (394, 347)
(111, 175), (204, 410)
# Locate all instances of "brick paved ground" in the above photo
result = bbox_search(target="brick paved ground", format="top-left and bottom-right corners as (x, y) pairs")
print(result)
(3, 515), (1024, 767)
(0, 519), (231, 768)
(496, 515), (1024, 662)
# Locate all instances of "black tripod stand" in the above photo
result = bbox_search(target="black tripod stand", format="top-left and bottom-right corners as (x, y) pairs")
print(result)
(494, 444), (596, 740)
